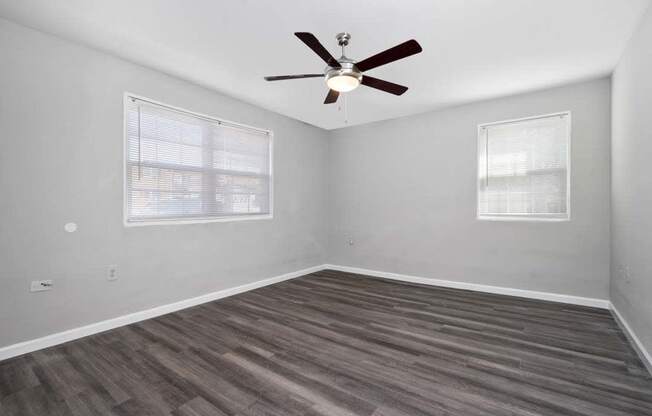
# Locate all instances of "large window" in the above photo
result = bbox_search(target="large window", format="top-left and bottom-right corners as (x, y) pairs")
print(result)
(477, 112), (570, 220)
(124, 95), (272, 225)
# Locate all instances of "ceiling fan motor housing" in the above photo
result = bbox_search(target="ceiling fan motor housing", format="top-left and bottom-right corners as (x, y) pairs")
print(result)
(325, 57), (362, 86)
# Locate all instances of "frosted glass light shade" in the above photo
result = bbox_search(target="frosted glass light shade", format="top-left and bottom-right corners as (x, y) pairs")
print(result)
(327, 74), (360, 92)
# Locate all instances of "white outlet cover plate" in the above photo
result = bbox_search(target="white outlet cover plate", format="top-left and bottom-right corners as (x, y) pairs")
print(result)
(30, 280), (53, 292)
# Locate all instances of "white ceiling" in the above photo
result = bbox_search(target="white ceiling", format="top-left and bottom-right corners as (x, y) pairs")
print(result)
(0, 0), (649, 130)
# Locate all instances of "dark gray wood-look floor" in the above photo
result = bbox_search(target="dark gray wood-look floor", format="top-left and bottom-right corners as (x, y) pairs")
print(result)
(1, 270), (651, 416)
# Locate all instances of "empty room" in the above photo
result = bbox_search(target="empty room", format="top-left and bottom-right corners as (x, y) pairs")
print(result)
(1, 0), (652, 415)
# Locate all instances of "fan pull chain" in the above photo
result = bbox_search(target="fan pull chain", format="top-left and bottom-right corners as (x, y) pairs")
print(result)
(337, 95), (348, 125)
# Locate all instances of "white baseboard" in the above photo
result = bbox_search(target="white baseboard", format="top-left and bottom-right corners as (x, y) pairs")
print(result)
(610, 303), (652, 375)
(1, 263), (630, 364)
(0, 264), (326, 362)
(323, 264), (611, 309)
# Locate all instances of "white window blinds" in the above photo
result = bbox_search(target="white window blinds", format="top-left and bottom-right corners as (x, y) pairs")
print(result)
(478, 112), (570, 220)
(125, 96), (272, 224)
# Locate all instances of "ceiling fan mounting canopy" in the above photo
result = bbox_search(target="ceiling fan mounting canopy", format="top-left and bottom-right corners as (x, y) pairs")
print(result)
(336, 32), (351, 46)
(264, 31), (422, 104)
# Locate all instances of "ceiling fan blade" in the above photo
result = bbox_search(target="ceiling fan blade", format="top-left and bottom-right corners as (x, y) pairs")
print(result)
(264, 74), (324, 81)
(361, 75), (408, 95)
(295, 32), (341, 68)
(355, 39), (422, 72)
(324, 89), (340, 104)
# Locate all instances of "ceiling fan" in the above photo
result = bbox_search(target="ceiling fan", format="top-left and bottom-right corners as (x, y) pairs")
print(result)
(264, 32), (422, 104)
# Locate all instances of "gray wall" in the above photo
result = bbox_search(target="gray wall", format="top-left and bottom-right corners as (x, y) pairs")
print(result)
(329, 78), (612, 299)
(0, 18), (329, 348)
(611, 6), (652, 355)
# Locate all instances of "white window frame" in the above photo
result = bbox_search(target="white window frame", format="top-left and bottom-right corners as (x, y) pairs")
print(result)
(476, 111), (571, 222)
(122, 93), (274, 227)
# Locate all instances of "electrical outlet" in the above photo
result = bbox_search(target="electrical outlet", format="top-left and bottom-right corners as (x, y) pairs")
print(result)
(107, 265), (118, 281)
(30, 280), (53, 292)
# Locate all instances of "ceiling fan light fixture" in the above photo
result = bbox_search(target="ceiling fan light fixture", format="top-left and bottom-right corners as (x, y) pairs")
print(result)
(327, 74), (360, 92)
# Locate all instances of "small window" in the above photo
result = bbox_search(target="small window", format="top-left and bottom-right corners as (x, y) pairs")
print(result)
(477, 112), (570, 221)
(124, 95), (272, 225)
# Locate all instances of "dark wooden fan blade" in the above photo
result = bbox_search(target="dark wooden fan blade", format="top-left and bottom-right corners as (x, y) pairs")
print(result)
(361, 75), (408, 95)
(324, 89), (340, 104)
(295, 32), (341, 68)
(264, 74), (324, 81)
(355, 39), (422, 72)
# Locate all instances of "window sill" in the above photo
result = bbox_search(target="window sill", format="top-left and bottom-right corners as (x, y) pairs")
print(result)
(477, 215), (570, 222)
(124, 214), (273, 227)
